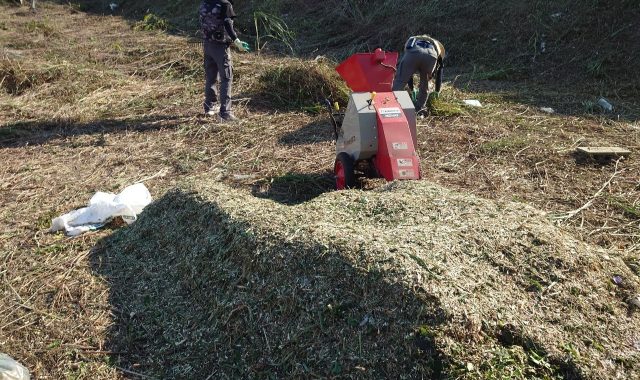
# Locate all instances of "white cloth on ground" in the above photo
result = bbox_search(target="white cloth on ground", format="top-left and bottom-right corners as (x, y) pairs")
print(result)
(50, 183), (152, 236)
(0, 353), (30, 380)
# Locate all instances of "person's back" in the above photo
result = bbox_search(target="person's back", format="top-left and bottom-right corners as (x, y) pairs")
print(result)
(392, 35), (445, 112)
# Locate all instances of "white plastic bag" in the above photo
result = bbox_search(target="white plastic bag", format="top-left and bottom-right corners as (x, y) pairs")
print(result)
(50, 183), (152, 236)
(0, 354), (30, 380)
(463, 99), (483, 107)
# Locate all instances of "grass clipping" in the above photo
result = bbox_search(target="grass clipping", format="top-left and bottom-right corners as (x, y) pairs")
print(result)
(97, 180), (639, 379)
(257, 59), (349, 112)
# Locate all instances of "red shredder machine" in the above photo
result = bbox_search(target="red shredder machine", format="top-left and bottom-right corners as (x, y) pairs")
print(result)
(327, 48), (421, 190)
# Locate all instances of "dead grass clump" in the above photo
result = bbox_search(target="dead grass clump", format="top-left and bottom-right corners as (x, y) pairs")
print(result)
(24, 19), (57, 37)
(257, 60), (349, 112)
(0, 59), (63, 95)
(607, 196), (640, 220)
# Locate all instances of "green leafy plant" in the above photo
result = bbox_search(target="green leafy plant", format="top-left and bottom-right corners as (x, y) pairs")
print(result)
(134, 13), (171, 32)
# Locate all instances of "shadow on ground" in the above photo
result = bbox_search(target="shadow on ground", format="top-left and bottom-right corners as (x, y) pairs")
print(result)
(278, 119), (334, 146)
(0, 115), (194, 148)
(251, 170), (334, 205)
(90, 189), (450, 378)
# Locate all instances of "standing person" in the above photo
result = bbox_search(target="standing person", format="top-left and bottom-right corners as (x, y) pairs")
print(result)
(199, 0), (250, 121)
(392, 35), (445, 113)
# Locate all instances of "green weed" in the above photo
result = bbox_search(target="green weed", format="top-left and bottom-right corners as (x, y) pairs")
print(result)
(582, 100), (597, 113)
(528, 279), (544, 292)
(624, 257), (640, 277)
(607, 196), (640, 219)
(479, 346), (560, 380)
(563, 343), (580, 360)
(35, 244), (67, 255)
(427, 96), (463, 117)
(407, 253), (430, 271)
(134, 13), (171, 32)
(416, 324), (433, 338)
(479, 137), (528, 154)
(36, 210), (58, 229)
(585, 57), (606, 78)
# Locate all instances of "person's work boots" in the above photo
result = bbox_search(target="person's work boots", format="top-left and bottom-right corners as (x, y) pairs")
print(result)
(204, 104), (220, 117)
(219, 114), (238, 122)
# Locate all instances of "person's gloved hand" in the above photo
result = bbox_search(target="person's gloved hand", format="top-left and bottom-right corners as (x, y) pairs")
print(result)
(430, 91), (440, 100)
(411, 88), (418, 102)
(233, 38), (250, 52)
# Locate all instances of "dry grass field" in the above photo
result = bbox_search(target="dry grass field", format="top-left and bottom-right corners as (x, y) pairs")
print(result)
(1, 1), (638, 378)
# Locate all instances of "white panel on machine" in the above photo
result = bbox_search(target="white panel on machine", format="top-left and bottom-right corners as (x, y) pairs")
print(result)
(336, 93), (378, 160)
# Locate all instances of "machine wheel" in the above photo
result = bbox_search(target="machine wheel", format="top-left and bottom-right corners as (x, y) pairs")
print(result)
(334, 153), (356, 190)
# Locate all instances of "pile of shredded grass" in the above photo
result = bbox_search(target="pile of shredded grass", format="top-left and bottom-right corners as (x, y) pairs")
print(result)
(96, 179), (639, 379)
(257, 59), (349, 112)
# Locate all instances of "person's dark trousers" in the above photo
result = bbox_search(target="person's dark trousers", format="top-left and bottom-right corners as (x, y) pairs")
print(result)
(203, 41), (233, 116)
(392, 46), (438, 111)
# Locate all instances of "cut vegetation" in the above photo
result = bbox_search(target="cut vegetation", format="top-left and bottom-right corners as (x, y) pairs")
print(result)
(95, 180), (639, 378)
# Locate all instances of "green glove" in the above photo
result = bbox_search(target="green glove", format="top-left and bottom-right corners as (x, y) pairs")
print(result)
(233, 38), (250, 52)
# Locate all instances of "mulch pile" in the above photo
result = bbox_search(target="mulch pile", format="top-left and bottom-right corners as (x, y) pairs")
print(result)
(96, 179), (640, 379)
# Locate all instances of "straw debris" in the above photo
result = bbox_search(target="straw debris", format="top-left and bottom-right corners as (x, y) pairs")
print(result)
(0, 59), (64, 95)
(257, 60), (349, 112)
(1, 2), (638, 379)
(96, 179), (639, 379)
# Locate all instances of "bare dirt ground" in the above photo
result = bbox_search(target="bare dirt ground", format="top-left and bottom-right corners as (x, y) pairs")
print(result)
(1, 2), (638, 378)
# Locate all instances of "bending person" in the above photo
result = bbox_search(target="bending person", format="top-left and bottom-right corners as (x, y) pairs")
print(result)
(392, 35), (445, 112)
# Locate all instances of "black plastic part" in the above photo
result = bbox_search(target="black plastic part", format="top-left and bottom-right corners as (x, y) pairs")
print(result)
(325, 99), (344, 140)
(335, 152), (356, 189)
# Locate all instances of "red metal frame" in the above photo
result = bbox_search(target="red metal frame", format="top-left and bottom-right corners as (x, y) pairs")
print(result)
(372, 93), (421, 181)
(336, 48), (398, 92)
